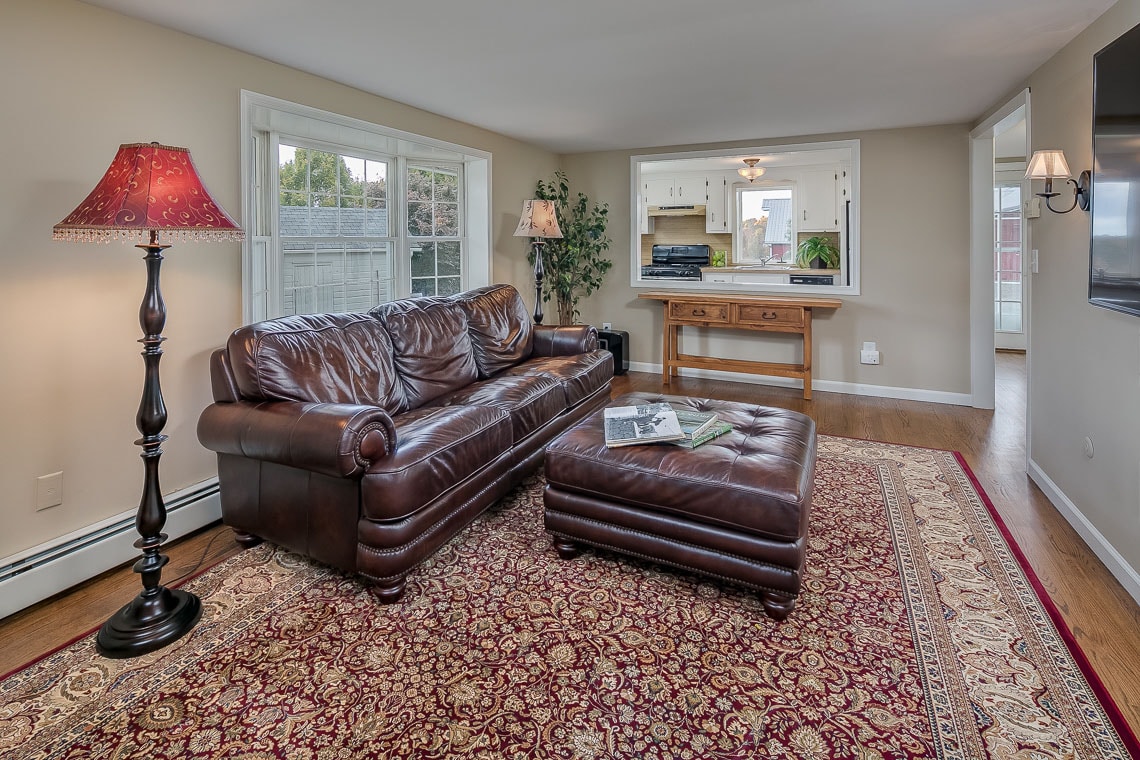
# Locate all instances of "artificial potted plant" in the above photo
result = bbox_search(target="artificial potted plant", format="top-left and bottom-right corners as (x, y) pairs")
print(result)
(796, 236), (841, 270)
(530, 170), (613, 325)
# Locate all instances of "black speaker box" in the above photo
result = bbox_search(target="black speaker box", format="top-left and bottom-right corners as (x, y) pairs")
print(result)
(597, 329), (629, 375)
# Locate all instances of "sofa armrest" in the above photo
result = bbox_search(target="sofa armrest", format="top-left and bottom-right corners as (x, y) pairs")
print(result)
(532, 324), (598, 357)
(197, 400), (397, 479)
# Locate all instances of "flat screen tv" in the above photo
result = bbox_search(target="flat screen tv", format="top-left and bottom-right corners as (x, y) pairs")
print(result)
(1090, 21), (1140, 317)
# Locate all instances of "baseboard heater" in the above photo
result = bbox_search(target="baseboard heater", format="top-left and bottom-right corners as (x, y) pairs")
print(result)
(0, 478), (222, 620)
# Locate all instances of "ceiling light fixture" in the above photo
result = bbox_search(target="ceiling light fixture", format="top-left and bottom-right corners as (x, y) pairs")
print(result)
(738, 158), (766, 183)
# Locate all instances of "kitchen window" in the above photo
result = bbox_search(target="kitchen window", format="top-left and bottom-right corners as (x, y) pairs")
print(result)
(241, 91), (491, 324)
(735, 186), (795, 264)
(630, 140), (860, 296)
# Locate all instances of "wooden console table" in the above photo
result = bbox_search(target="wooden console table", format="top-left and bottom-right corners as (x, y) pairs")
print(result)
(639, 291), (842, 400)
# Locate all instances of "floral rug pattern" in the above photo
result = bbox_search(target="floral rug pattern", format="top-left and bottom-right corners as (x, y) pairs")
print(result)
(0, 437), (1135, 759)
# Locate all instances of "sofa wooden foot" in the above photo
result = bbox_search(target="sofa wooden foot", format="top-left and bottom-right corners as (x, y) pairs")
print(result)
(373, 577), (407, 604)
(760, 592), (796, 621)
(232, 530), (263, 548)
(553, 537), (581, 560)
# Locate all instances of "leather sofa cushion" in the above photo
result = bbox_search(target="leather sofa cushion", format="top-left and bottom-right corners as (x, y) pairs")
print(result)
(226, 313), (407, 412)
(360, 404), (511, 521)
(426, 374), (565, 444)
(372, 298), (479, 408)
(500, 350), (613, 407)
(544, 397), (815, 543)
(451, 284), (534, 378)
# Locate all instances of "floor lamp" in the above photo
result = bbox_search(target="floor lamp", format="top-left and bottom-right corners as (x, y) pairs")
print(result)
(53, 142), (244, 658)
(513, 200), (563, 324)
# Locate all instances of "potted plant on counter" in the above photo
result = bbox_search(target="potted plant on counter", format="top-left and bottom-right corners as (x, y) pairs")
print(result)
(796, 236), (841, 270)
(531, 170), (613, 325)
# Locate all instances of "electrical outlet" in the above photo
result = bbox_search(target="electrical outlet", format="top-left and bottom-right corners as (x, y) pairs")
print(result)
(602, 322), (612, 331)
(860, 350), (880, 365)
(36, 471), (63, 511)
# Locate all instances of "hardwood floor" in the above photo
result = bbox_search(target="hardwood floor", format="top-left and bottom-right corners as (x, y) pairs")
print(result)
(2, 354), (1138, 736)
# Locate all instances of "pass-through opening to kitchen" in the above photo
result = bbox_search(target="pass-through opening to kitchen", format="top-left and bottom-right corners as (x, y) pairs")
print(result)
(630, 140), (860, 296)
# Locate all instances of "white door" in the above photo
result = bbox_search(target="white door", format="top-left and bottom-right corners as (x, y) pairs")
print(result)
(994, 179), (1026, 350)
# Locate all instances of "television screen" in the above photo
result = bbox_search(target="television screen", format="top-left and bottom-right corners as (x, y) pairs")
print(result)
(1090, 21), (1140, 316)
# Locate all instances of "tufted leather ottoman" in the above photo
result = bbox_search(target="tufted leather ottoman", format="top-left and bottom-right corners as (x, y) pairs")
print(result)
(543, 393), (816, 620)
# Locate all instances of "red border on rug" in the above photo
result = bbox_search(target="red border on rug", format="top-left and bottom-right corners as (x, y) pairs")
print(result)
(954, 451), (1140, 756)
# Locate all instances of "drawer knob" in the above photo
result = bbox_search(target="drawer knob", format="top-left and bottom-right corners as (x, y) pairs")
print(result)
(761, 311), (778, 320)
(691, 308), (706, 316)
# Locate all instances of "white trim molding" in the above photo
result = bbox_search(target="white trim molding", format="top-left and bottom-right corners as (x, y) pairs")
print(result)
(0, 479), (222, 620)
(1028, 459), (1140, 606)
(626, 362), (973, 406)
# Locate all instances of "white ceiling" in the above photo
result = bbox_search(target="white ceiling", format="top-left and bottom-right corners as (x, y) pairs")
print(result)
(80, 0), (1114, 154)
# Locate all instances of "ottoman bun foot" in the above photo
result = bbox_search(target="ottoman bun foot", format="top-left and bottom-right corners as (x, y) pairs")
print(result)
(553, 537), (581, 560)
(760, 592), (796, 621)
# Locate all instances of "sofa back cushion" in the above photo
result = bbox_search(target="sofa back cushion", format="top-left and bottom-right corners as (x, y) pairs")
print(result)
(227, 313), (408, 413)
(451, 284), (534, 378)
(371, 298), (479, 408)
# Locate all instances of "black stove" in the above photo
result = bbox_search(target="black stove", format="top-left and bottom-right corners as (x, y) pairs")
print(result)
(641, 244), (710, 281)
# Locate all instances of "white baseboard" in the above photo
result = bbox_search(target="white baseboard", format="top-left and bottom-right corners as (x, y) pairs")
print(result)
(0, 479), (222, 620)
(1028, 459), (1140, 606)
(626, 361), (973, 406)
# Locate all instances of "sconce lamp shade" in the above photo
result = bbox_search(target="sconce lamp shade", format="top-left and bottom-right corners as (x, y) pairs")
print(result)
(1024, 149), (1090, 214)
(53, 143), (245, 243)
(1025, 150), (1072, 180)
(513, 200), (563, 239)
(738, 158), (766, 183)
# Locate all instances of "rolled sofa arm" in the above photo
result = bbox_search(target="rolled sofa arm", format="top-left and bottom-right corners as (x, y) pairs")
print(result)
(197, 400), (397, 480)
(532, 324), (598, 357)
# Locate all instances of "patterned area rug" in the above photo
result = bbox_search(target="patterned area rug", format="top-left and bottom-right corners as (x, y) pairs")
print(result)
(1, 437), (1136, 759)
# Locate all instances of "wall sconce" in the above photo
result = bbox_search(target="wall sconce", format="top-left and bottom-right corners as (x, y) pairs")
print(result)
(1024, 149), (1090, 214)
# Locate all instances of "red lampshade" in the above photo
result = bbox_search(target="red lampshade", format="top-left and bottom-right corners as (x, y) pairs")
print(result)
(53, 142), (244, 243)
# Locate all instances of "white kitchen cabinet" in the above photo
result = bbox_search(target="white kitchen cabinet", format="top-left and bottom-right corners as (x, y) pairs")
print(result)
(701, 271), (790, 285)
(731, 272), (790, 285)
(643, 177), (675, 206)
(705, 172), (730, 233)
(643, 173), (705, 206)
(799, 169), (840, 231)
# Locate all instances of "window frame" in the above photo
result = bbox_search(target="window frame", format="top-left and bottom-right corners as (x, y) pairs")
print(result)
(630, 140), (860, 296)
(240, 90), (491, 324)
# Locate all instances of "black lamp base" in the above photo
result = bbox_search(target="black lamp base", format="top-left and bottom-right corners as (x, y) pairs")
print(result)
(96, 586), (202, 659)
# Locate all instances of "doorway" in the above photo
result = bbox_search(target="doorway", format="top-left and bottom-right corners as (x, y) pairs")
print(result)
(970, 89), (1031, 465)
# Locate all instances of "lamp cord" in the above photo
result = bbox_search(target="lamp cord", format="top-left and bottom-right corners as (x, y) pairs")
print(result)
(166, 529), (229, 586)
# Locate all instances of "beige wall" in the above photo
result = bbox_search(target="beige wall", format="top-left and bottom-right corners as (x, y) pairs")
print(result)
(562, 124), (972, 394)
(1018, 0), (1140, 575)
(0, 0), (557, 558)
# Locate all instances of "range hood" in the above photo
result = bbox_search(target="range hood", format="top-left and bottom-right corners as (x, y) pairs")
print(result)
(647, 204), (706, 217)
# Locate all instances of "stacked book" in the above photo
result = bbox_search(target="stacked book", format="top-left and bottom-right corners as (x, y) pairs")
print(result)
(603, 403), (732, 449)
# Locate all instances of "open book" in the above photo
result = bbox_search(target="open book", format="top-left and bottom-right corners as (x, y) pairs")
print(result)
(603, 403), (684, 447)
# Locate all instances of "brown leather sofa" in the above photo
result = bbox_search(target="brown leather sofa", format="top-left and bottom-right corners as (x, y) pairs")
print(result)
(197, 284), (613, 601)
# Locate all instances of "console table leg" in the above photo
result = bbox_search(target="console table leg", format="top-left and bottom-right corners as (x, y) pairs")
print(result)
(803, 308), (813, 400)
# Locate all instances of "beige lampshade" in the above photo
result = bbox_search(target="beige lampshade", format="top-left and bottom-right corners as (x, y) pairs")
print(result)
(1025, 150), (1072, 180)
(513, 200), (563, 239)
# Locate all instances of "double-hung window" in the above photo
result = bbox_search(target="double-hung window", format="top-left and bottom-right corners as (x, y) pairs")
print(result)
(277, 143), (394, 315)
(241, 91), (491, 323)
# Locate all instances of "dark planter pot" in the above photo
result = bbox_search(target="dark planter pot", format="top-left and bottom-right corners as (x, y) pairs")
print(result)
(810, 256), (826, 269)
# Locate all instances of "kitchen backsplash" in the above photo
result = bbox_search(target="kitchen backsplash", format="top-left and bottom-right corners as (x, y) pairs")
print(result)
(640, 219), (842, 266)
(640, 216), (732, 265)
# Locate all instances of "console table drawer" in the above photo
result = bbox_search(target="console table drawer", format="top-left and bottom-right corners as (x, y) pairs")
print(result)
(736, 305), (805, 327)
(669, 301), (730, 323)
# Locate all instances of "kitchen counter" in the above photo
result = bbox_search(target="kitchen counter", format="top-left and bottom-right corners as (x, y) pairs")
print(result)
(701, 265), (841, 275)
